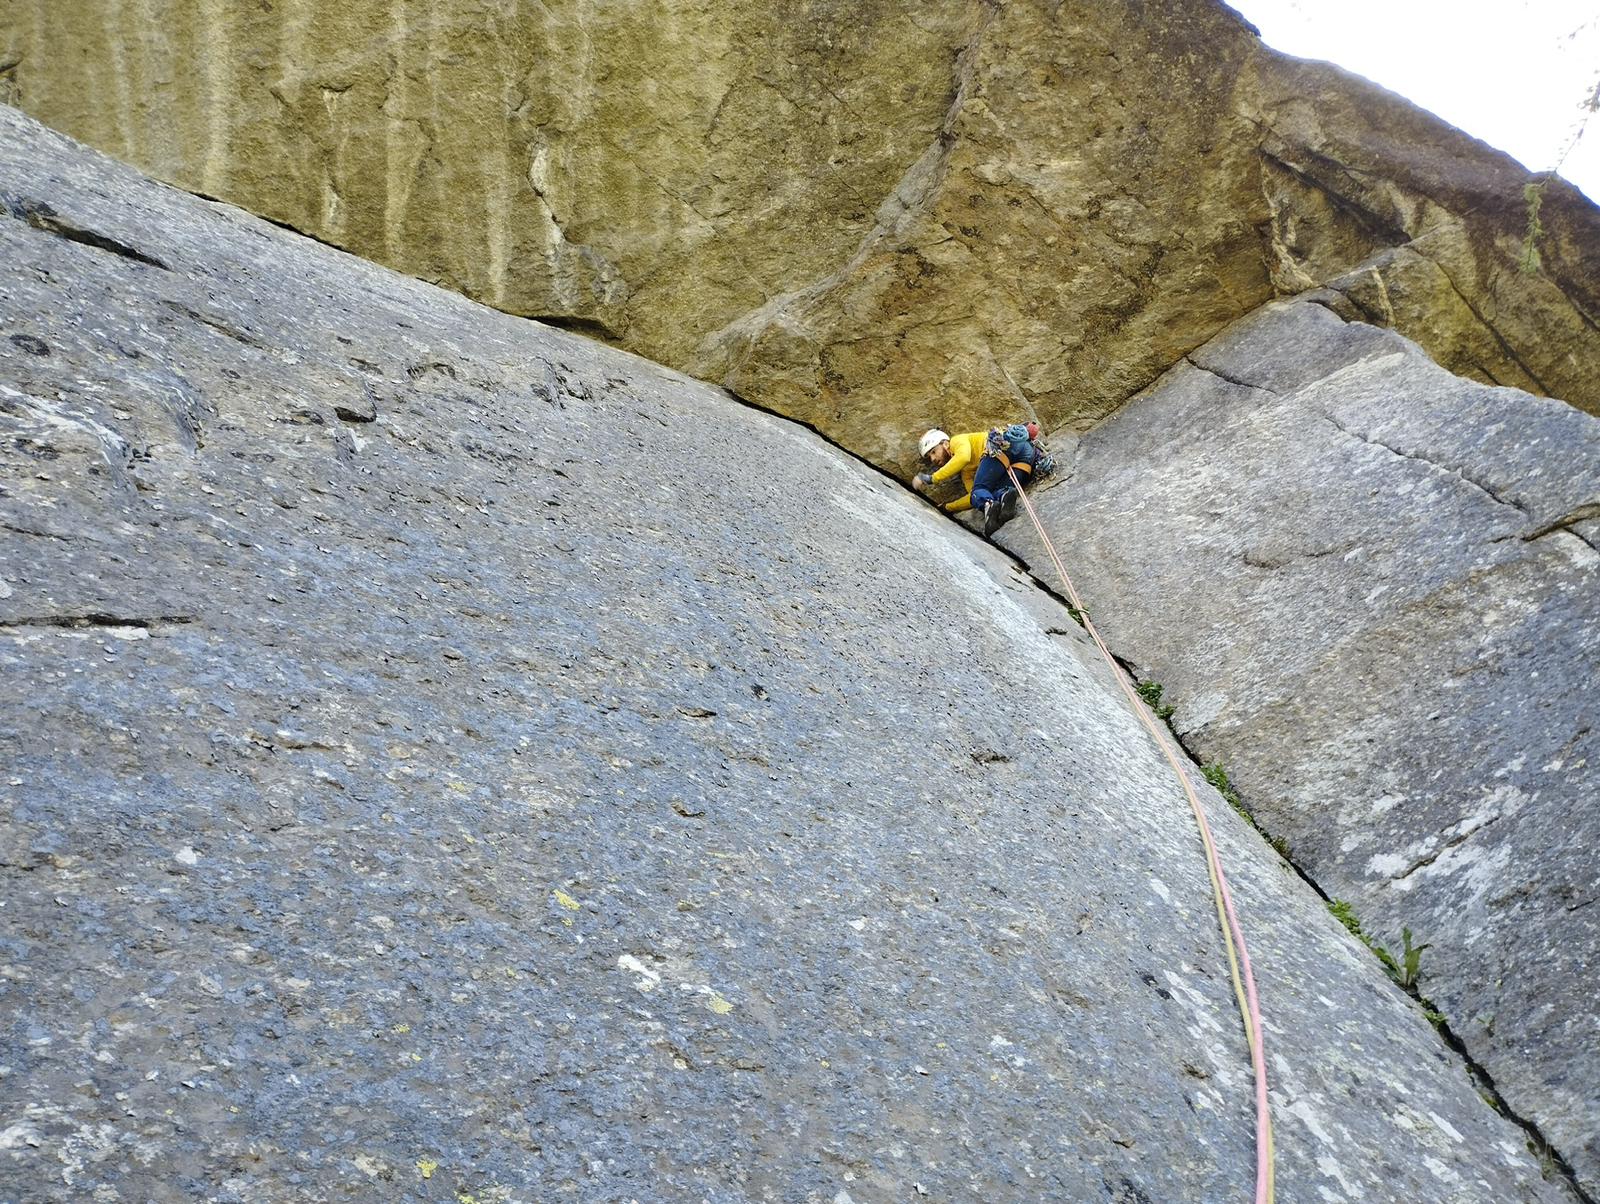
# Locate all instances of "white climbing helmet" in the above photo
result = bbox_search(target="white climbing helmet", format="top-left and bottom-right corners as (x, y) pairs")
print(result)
(918, 428), (950, 458)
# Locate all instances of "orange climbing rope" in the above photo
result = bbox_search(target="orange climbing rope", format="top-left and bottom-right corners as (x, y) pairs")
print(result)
(1003, 466), (1276, 1204)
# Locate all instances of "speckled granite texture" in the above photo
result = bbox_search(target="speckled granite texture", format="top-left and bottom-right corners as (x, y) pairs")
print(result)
(1009, 298), (1600, 1196)
(0, 106), (1577, 1203)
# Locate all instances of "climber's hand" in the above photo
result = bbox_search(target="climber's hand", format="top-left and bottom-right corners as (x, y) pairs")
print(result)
(912, 472), (931, 493)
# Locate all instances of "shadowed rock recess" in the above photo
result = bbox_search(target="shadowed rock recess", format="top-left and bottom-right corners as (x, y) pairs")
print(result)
(0, 106), (1583, 1203)
(1003, 300), (1600, 1195)
(3, 0), (1598, 474)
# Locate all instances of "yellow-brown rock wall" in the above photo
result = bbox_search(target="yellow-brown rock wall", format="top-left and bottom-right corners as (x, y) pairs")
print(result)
(5, 0), (1596, 471)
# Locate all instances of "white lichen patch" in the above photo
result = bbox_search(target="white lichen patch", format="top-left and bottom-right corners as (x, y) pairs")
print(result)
(1287, 1097), (1337, 1148)
(1369, 793), (1405, 819)
(1315, 1153), (1366, 1201)
(616, 954), (661, 993)
(1161, 971), (1227, 1039)
(0, 1120), (43, 1150)
(1426, 1110), (1464, 1143)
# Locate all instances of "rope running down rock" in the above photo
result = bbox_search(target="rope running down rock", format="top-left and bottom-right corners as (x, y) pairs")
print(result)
(1003, 462), (1276, 1204)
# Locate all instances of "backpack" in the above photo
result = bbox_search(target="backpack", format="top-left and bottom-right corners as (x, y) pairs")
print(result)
(987, 423), (1036, 462)
(986, 422), (1055, 479)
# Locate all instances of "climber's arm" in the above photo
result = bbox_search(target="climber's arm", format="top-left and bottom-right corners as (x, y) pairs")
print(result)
(929, 437), (973, 484)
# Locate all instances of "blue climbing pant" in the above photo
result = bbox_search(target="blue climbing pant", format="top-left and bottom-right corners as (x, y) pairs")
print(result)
(970, 454), (1016, 511)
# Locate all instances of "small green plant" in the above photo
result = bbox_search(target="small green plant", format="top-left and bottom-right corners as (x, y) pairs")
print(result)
(1326, 899), (1439, 993)
(1532, 1138), (1559, 1181)
(1135, 680), (1175, 723)
(1328, 897), (1400, 978)
(1328, 898), (1364, 938)
(1200, 761), (1237, 803)
(1199, 762), (1293, 865)
(1397, 927), (1431, 989)
(1521, 180), (1546, 274)
(1516, 180), (1542, 275)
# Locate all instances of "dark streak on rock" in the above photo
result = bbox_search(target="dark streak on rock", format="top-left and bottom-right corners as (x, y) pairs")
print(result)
(1241, 540), (1357, 570)
(160, 299), (264, 348)
(1, 521), (70, 541)
(1407, 246), (1554, 396)
(0, 612), (196, 631)
(1255, 146), (1412, 245)
(2, 195), (170, 270)
(523, 314), (620, 341)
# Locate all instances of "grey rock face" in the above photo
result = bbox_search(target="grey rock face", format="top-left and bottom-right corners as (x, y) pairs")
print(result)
(0, 105), (1577, 1203)
(1011, 298), (1600, 1194)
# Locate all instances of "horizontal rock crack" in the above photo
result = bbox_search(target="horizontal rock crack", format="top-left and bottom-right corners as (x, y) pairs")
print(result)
(1240, 540), (1358, 569)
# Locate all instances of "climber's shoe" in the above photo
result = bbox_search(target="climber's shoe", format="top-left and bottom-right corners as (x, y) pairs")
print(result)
(1001, 489), (1019, 524)
(983, 499), (1003, 536)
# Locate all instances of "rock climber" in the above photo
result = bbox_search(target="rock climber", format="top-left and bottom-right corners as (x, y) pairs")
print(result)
(912, 424), (1042, 535)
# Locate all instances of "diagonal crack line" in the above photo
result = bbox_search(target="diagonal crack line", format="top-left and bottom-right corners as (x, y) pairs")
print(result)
(1255, 146), (1411, 245)
(1390, 816), (1501, 881)
(1522, 500), (1600, 554)
(1321, 412), (1532, 517)
(1183, 355), (1282, 396)
(707, 1), (999, 359)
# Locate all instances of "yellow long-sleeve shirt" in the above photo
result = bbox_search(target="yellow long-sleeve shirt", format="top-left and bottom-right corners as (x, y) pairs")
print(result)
(929, 430), (987, 513)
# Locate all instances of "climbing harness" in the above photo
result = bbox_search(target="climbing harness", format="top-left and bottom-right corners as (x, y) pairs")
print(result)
(1004, 463), (1276, 1204)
